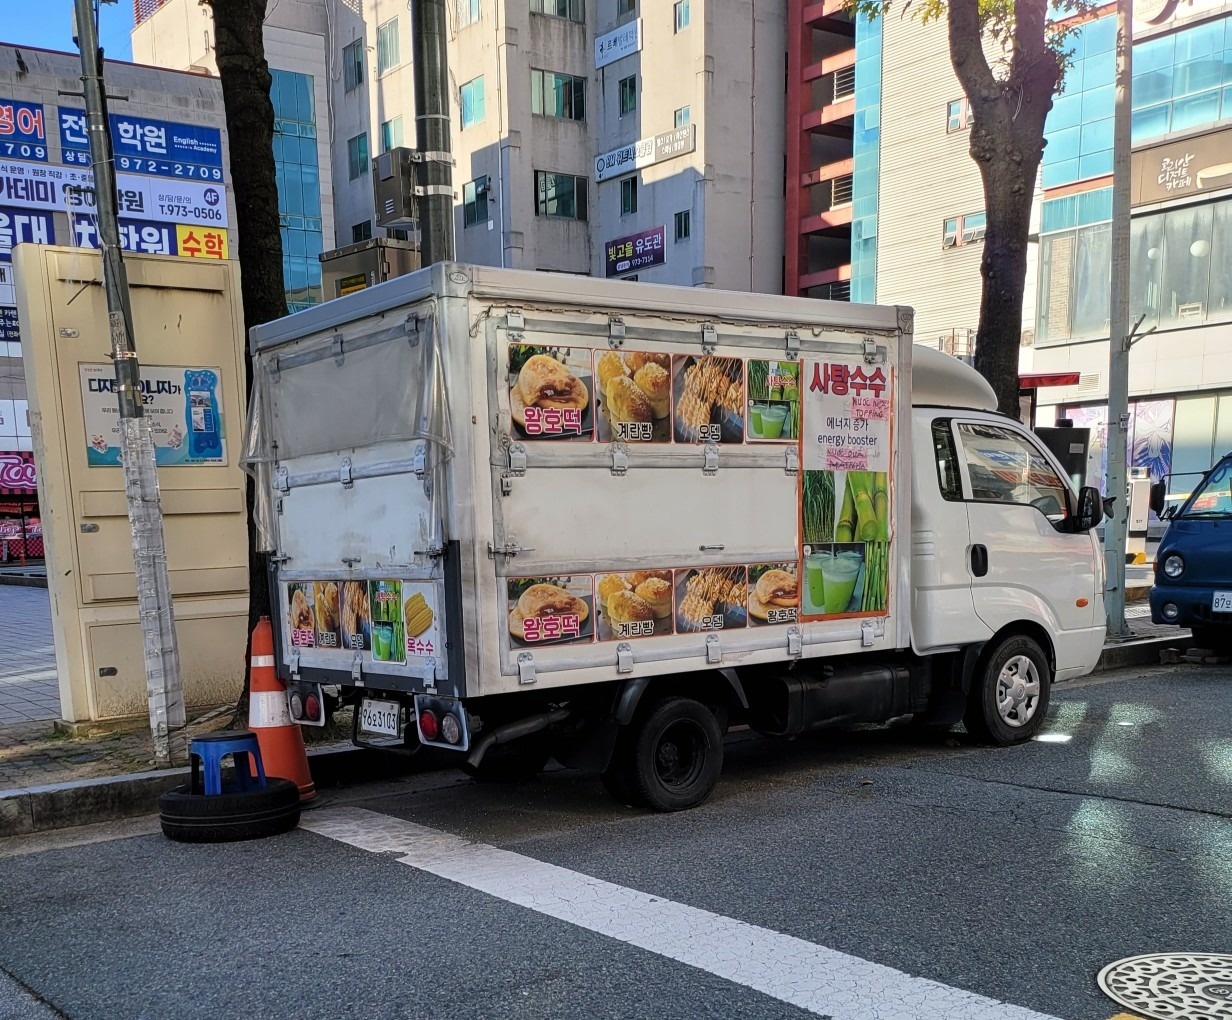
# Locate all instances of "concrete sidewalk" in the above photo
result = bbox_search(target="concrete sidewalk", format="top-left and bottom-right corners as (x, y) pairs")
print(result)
(0, 587), (60, 725)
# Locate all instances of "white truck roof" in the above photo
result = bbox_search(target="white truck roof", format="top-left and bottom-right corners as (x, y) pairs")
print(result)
(911, 344), (998, 412)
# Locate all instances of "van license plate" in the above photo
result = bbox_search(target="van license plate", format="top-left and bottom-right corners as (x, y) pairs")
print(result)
(1212, 592), (1232, 614)
(359, 698), (402, 737)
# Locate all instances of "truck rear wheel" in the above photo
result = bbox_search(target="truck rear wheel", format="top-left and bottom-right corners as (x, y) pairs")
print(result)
(624, 697), (724, 812)
(964, 634), (1051, 745)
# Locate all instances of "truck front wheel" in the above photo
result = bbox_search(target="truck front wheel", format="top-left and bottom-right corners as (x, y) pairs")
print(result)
(621, 697), (724, 812)
(964, 634), (1051, 745)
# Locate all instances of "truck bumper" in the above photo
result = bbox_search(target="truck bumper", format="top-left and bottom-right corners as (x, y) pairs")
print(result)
(1149, 585), (1224, 629)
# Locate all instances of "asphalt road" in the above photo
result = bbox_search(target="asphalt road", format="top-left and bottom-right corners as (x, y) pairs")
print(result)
(1, 662), (1229, 1020)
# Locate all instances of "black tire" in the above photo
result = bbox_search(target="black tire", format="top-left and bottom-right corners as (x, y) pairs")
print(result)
(628, 697), (724, 812)
(964, 634), (1052, 745)
(463, 739), (552, 783)
(159, 778), (301, 844)
(1190, 626), (1232, 654)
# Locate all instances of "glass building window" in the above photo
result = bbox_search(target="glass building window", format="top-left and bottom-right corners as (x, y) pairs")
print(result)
(1042, 14), (1115, 189)
(531, 69), (586, 120)
(380, 117), (403, 152)
(461, 77), (486, 128)
(535, 170), (588, 220)
(674, 0), (689, 31)
(457, 0), (480, 27)
(1132, 16), (1232, 144)
(617, 0), (634, 15)
(674, 105), (690, 128)
(1038, 196), (1232, 342)
(352, 220), (372, 243)
(531, 0), (584, 21)
(942, 212), (984, 247)
(347, 133), (369, 179)
(946, 97), (971, 132)
(620, 175), (637, 215)
(377, 18), (400, 75)
(271, 69), (323, 311)
(619, 75), (637, 116)
(674, 209), (690, 241)
(343, 39), (364, 92)
(464, 177), (490, 227)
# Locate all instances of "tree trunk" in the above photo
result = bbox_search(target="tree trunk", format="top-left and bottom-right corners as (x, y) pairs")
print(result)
(205, 0), (288, 719)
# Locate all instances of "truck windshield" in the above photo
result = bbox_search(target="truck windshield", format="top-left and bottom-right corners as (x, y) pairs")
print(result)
(1180, 457), (1232, 518)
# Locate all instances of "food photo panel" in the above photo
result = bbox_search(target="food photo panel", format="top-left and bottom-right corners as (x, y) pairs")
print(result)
(746, 360), (800, 442)
(595, 569), (675, 640)
(507, 344), (594, 441)
(747, 563), (800, 626)
(672, 355), (745, 444)
(594, 350), (672, 443)
(674, 566), (748, 633)
(507, 576), (595, 647)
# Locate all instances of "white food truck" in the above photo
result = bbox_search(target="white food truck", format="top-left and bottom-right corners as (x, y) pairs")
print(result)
(245, 264), (1106, 811)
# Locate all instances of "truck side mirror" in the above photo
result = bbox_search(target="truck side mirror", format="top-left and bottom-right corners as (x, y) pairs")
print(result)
(1149, 480), (1166, 515)
(1073, 486), (1104, 533)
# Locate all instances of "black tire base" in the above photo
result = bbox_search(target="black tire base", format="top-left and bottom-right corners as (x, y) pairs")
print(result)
(159, 778), (301, 844)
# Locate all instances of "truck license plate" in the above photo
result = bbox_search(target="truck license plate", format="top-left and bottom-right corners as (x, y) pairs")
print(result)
(359, 698), (402, 737)
(1212, 592), (1232, 614)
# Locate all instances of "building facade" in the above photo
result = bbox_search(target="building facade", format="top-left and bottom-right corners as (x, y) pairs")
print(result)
(134, 0), (785, 294)
(0, 43), (237, 556)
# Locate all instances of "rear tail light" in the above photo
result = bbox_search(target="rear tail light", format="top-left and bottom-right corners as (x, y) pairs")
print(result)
(419, 709), (440, 742)
(440, 712), (462, 745)
(289, 692), (304, 720)
(413, 695), (469, 751)
(304, 694), (321, 722)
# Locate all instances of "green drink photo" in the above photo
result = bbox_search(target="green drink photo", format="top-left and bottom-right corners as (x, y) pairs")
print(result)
(821, 554), (861, 614)
(805, 552), (830, 613)
(373, 622), (393, 661)
(761, 404), (788, 438)
(750, 403), (765, 436)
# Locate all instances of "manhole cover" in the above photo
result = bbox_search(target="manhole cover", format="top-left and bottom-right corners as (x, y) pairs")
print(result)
(1098, 954), (1232, 1019)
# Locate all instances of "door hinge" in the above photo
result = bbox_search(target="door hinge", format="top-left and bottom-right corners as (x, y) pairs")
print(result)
(702, 445), (719, 475)
(351, 653), (364, 684)
(861, 620), (875, 647)
(611, 445), (628, 476)
(488, 540), (535, 558)
(411, 445), (427, 479)
(507, 309), (525, 341)
(701, 323), (717, 355)
(863, 338), (880, 364)
(784, 446), (799, 476)
(275, 467), (290, 493)
(331, 334), (345, 366)
(787, 626), (802, 656)
(705, 633), (722, 664)
(616, 642), (635, 674)
(517, 651), (536, 685)
(289, 651), (301, 681)
(508, 442), (527, 476)
(785, 330), (800, 359)
(608, 317), (626, 348)
(339, 457), (354, 488)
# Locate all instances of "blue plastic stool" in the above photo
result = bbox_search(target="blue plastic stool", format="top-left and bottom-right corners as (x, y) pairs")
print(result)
(189, 731), (268, 796)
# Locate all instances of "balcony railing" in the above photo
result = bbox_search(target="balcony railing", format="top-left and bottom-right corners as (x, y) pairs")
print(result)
(831, 173), (853, 207)
(833, 65), (856, 102)
(134, 0), (171, 25)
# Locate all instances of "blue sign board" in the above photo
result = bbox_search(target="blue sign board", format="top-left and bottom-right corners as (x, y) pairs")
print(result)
(70, 214), (179, 257)
(59, 110), (224, 181)
(0, 100), (48, 162)
(0, 206), (54, 262)
(0, 306), (18, 343)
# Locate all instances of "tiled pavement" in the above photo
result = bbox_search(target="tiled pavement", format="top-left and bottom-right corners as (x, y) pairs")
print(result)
(0, 586), (60, 725)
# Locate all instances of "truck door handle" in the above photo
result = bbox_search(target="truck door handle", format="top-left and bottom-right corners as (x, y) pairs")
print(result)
(970, 544), (988, 577)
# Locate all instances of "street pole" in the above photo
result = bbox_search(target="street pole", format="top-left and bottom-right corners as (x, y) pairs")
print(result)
(73, 0), (185, 762)
(411, 0), (455, 265)
(1104, 0), (1134, 640)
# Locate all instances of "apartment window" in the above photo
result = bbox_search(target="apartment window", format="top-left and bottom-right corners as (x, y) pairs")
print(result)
(531, 0), (584, 22)
(352, 220), (372, 243)
(943, 211), (985, 247)
(534, 170), (588, 220)
(464, 176), (490, 227)
(377, 18), (400, 75)
(380, 117), (403, 152)
(343, 39), (364, 92)
(674, 105), (690, 128)
(619, 75), (637, 116)
(674, 210), (690, 241)
(531, 69), (586, 120)
(620, 176), (637, 215)
(946, 97), (972, 132)
(457, 0), (480, 27)
(461, 76), (486, 128)
(674, 0), (689, 31)
(347, 132), (369, 180)
(617, 0), (635, 14)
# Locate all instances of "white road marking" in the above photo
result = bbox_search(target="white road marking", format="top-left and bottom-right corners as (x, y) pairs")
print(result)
(302, 806), (1065, 1020)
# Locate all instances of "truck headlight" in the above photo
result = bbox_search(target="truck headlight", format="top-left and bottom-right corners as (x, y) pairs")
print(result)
(1162, 554), (1184, 579)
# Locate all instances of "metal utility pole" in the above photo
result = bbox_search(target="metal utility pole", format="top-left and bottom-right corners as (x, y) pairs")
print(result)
(411, 0), (455, 265)
(1104, 0), (1134, 639)
(73, 0), (185, 762)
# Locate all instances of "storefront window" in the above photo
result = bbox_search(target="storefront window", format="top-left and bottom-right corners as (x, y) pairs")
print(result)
(1210, 201), (1232, 322)
(1159, 203), (1214, 328)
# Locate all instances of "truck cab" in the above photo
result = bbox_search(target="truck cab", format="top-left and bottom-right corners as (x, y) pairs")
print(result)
(1150, 452), (1232, 649)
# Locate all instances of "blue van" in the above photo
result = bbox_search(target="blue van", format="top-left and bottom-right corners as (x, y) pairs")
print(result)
(1149, 453), (1232, 650)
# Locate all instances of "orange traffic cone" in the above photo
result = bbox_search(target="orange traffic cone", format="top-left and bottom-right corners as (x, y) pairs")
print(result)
(248, 616), (316, 802)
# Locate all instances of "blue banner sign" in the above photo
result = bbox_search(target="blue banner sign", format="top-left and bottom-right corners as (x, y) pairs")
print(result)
(0, 100), (48, 162)
(59, 110), (224, 181)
